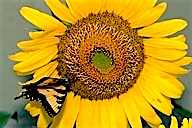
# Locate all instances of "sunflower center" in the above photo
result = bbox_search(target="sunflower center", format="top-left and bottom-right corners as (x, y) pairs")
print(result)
(57, 11), (145, 100)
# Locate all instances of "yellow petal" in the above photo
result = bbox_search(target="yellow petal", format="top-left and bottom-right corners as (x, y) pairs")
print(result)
(143, 63), (176, 78)
(25, 101), (41, 117)
(158, 125), (166, 128)
(65, 0), (82, 20)
(181, 118), (188, 128)
(104, 0), (115, 13)
(106, 99), (117, 128)
(15, 71), (34, 76)
(171, 34), (186, 42)
(97, 97), (127, 128)
(129, 86), (162, 125)
(29, 29), (66, 39)
(17, 37), (60, 51)
(119, 93), (142, 128)
(51, 92), (80, 128)
(50, 70), (60, 78)
(72, 0), (102, 17)
(45, 0), (77, 24)
(130, 2), (167, 28)
(76, 99), (93, 128)
(29, 31), (45, 39)
(20, 7), (66, 30)
(100, 0), (108, 12)
(120, 0), (157, 20)
(145, 46), (187, 61)
(9, 51), (38, 62)
(166, 78), (185, 92)
(138, 77), (173, 115)
(113, 97), (128, 128)
(89, 0), (102, 14)
(79, 0), (102, 14)
(141, 67), (184, 98)
(114, 0), (131, 15)
(34, 61), (58, 79)
(145, 57), (190, 75)
(13, 45), (58, 73)
(138, 19), (188, 37)
(98, 99), (121, 128)
(170, 116), (178, 128)
(143, 38), (188, 50)
(127, 0), (157, 19)
(91, 100), (100, 128)
(100, 99), (111, 128)
(119, 0), (136, 19)
(75, 0), (91, 17)
(144, 46), (187, 61)
(105, 0), (130, 14)
(189, 118), (192, 128)
(172, 57), (192, 66)
(37, 109), (52, 128)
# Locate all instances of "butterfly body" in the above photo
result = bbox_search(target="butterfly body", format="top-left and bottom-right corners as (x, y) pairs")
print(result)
(15, 77), (70, 117)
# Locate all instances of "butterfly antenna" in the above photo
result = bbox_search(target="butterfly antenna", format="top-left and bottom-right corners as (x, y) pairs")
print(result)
(14, 92), (24, 100)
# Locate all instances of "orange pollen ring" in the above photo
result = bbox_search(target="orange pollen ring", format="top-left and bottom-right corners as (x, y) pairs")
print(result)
(78, 36), (124, 84)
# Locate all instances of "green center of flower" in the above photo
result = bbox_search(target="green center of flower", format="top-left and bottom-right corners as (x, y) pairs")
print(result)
(57, 11), (144, 100)
(92, 51), (112, 71)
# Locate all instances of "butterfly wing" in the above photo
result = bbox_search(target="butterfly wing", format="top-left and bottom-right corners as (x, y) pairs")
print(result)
(15, 77), (70, 117)
(37, 82), (68, 117)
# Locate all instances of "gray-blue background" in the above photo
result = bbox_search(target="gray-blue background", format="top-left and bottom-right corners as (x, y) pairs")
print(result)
(0, 0), (192, 115)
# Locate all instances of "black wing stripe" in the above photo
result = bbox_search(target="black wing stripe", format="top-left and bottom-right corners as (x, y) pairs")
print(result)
(39, 94), (57, 117)
(53, 88), (67, 93)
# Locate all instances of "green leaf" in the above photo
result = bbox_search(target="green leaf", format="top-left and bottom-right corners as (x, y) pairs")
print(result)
(157, 110), (171, 128)
(0, 112), (11, 128)
(173, 107), (192, 126)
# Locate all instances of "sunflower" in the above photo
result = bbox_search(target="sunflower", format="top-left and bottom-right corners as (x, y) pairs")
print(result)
(9, 0), (192, 127)
(159, 116), (192, 128)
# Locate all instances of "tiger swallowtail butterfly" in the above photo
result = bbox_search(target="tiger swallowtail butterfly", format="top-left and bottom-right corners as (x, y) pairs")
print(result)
(14, 77), (70, 117)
